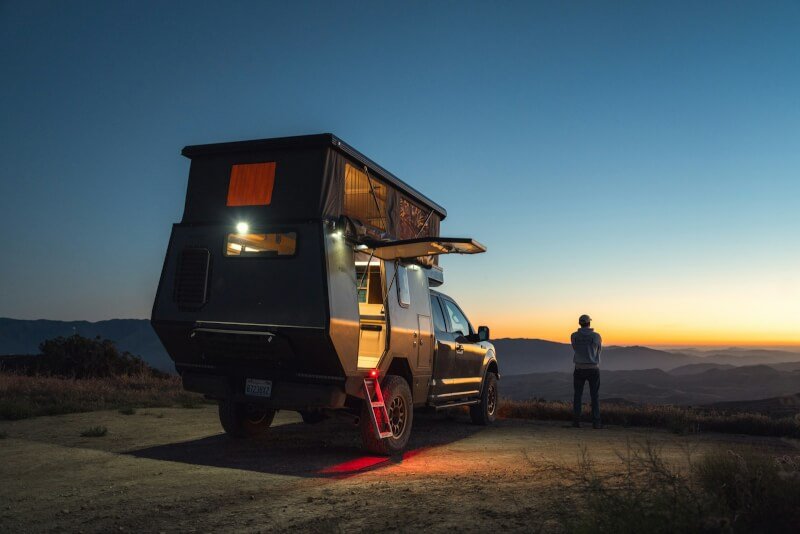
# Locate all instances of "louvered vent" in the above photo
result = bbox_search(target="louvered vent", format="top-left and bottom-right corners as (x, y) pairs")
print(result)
(173, 248), (210, 308)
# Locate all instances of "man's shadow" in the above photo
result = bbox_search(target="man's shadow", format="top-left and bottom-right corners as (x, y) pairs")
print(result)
(125, 412), (484, 478)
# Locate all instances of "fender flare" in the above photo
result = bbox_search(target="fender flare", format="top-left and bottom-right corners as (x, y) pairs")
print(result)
(479, 350), (499, 394)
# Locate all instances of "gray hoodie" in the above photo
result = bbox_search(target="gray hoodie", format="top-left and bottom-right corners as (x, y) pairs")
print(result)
(571, 327), (602, 369)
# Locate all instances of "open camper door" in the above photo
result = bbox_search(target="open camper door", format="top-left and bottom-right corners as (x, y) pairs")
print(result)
(365, 237), (486, 261)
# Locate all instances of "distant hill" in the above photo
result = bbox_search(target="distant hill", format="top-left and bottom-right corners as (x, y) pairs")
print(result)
(674, 348), (800, 366)
(706, 393), (800, 418)
(0, 318), (173, 372)
(769, 361), (800, 372)
(501, 365), (800, 405)
(492, 338), (699, 373)
(668, 363), (737, 375)
(492, 338), (800, 374)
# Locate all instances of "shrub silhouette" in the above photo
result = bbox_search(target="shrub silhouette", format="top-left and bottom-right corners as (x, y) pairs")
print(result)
(34, 334), (157, 378)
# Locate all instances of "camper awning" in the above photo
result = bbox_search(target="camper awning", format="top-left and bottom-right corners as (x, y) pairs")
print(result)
(365, 237), (486, 261)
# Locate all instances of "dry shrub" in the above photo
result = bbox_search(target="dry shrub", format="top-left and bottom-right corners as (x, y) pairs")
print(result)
(497, 399), (800, 439)
(695, 450), (800, 531)
(558, 442), (800, 533)
(0, 372), (206, 420)
(80, 426), (108, 437)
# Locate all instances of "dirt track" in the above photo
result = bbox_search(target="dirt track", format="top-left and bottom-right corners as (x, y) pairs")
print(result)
(1, 406), (797, 533)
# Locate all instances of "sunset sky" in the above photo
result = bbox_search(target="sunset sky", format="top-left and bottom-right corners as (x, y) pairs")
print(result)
(1, 1), (798, 347)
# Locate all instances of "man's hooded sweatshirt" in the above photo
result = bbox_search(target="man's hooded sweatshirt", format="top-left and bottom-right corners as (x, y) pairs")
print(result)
(571, 327), (602, 369)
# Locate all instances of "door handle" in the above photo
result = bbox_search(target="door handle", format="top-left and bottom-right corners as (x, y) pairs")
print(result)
(455, 344), (464, 355)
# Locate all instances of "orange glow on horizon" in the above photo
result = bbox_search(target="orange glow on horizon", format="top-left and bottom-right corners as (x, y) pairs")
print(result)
(477, 320), (800, 348)
(462, 302), (800, 349)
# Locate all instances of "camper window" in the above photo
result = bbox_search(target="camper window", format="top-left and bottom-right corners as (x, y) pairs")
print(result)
(225, 232), (296, 256)
(344, 164), (388, 232)
(397, 265), (411, 307)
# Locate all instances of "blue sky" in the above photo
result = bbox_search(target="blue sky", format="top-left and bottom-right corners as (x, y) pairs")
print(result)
(1, 1), (798, 345)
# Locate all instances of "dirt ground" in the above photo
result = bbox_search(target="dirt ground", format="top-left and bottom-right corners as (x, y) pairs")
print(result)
(1, 406), (797, 533)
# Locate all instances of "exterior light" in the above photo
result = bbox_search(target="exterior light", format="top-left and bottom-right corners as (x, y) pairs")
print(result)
(236, 222), (249, 235)
(356, 244), (368, 250)
(368, 369), (379, 379)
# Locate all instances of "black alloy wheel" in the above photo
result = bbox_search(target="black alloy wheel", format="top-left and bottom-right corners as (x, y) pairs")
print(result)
(470, 372), (498, 425)
(360, 375), (414, 455)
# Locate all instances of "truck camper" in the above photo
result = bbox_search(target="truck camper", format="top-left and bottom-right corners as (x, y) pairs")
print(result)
(152, 134), (499, 454)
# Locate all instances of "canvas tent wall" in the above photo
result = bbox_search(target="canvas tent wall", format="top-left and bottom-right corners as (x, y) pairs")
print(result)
(180, 133), (445, 242)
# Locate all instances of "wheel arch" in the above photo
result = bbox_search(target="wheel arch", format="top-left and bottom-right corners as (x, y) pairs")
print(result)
(480, 351), (499, 395)
(385, 357), (413, 391)
(486, 358), (499, 379)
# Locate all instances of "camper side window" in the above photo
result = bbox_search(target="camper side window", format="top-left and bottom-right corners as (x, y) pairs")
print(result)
(397, 265), (411, 307)
(225, 232), (296, 256)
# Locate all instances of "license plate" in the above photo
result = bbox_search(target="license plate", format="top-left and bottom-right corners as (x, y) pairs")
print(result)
(245, 379), (272, 398)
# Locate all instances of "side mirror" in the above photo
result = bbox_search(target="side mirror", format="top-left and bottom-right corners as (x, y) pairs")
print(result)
(478, 326), (490, 342)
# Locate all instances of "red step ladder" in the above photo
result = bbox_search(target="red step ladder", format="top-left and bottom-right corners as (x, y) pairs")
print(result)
(363, 377), (393, 439)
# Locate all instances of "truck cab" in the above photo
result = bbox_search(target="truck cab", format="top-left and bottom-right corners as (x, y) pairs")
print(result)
(151, 134), (498, 454)
(429, 290), (497, 408)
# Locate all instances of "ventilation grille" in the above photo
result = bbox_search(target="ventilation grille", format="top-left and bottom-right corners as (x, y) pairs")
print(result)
(174, 248), (210, 308)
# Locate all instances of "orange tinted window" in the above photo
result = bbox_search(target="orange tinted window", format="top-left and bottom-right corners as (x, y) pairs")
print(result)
(226, 162), (276, 206)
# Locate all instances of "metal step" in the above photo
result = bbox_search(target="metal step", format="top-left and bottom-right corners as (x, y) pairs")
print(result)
(363, 378), (393, 439)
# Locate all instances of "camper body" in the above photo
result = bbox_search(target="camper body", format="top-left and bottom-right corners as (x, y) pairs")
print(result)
(152, 134), (497, 453)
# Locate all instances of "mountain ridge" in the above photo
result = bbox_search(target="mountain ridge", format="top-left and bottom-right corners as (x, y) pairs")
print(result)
(2, 319), (799, 380)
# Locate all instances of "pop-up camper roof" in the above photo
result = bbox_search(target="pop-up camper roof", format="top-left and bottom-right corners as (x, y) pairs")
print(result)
(181, 133), (446, 242)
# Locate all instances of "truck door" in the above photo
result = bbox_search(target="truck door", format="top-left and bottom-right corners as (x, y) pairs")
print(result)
(441, 297), (485, 392)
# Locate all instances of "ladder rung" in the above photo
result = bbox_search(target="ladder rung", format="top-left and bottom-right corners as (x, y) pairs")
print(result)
(363, 377), (392, 440)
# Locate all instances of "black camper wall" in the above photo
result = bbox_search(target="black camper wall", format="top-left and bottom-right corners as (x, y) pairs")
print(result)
(181, 147), (328, 224)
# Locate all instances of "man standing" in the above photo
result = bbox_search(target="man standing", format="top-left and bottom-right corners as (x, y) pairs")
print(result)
(571, 314), (602, 428)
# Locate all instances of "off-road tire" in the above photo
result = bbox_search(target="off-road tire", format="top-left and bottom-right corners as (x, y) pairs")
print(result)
(470, 372), (498, 425)
(300, 410), (327, 424)
(360, 375), (413, 455)
(218, 400), (275, 438)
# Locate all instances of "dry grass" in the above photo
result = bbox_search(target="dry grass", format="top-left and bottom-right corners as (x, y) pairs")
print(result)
(79, 425), (108, 437)
(555, 441), (800, 533)
(498, 399), (800, 439)
(0, 372), (206, 420)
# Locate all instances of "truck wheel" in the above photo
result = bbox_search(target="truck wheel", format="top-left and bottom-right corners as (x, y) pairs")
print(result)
(360, 375), (413, 455)
(300, 410), (326, 424)
(218, 400), (275, 438)
(470, 372), (498, 425)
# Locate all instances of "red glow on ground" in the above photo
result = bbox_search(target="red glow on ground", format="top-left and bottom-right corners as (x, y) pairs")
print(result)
(401, 447), (430, 461)
(317, 447), (430, 479)
(318, 456), (390, 478)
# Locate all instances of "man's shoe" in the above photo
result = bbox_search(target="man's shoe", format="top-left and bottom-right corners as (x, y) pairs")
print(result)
(592, 422), (603, 429)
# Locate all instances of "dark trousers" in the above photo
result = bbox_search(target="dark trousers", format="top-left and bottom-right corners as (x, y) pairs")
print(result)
(573, 367), (600, 424)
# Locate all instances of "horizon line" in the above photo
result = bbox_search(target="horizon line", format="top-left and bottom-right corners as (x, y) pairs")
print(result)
(2, 316), (799, 351)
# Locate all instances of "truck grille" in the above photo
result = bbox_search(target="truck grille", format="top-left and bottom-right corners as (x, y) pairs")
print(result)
(173, 248), (210, 308)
